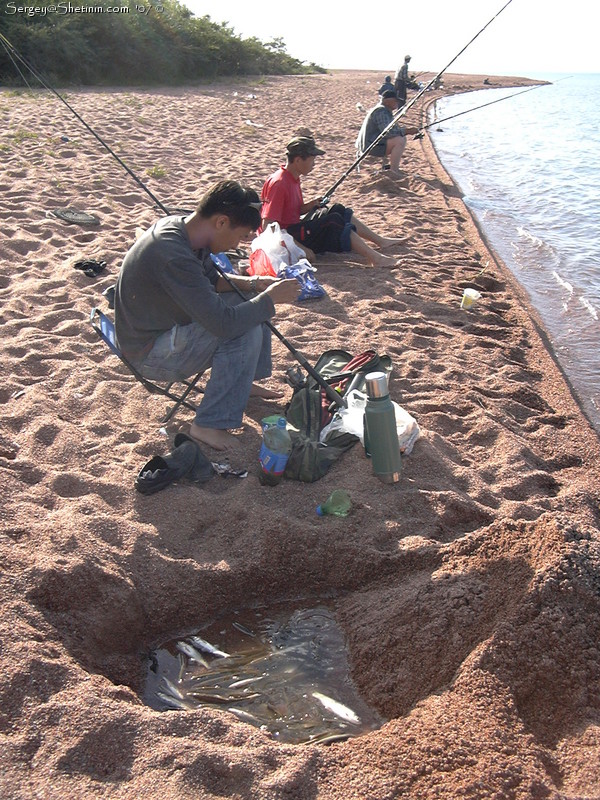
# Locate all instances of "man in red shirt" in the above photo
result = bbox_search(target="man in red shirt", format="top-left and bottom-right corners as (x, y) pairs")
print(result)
(261, 136), (403, 267)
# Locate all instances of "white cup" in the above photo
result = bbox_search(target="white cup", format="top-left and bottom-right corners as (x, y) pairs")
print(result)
(461, 288), (481, 309)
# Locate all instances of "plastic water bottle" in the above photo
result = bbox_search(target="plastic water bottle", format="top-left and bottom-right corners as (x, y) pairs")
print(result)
(316, 489), (351, 517)
(259, 417), (292, 486)
(363, 371), (401, 484)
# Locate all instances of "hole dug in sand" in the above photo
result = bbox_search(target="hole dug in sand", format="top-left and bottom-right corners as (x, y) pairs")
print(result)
(144, 602), (386, 745)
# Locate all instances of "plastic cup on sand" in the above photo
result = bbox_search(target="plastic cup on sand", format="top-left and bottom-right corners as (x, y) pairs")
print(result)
(461, 288), (481, 310)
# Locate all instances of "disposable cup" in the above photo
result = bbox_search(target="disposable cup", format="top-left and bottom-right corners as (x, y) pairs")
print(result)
(461, 288), (481, 309)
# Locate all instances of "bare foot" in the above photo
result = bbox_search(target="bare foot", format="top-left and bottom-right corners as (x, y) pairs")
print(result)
(369, 253), (402, 268)
(249, 383), (284, 399)
(189, 423), (236, 451)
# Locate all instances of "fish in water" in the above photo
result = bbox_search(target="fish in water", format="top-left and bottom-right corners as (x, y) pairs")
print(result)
(228, 675), (265, 689)
(312, 692), (360, 725)
(232, 621), (256, 638)
(161, 677), (185, 700)
(176, 641), (209, 667)
(227, 707), (262, 725)
(157, 691), (195, 711)
(189, 635), (230, 658)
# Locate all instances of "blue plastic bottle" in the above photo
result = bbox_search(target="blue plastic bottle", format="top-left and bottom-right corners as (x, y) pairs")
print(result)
(259, 417), (292, 486)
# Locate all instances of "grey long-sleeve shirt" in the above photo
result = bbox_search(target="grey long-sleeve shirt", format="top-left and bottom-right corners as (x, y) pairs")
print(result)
(114, 216), (274, 364)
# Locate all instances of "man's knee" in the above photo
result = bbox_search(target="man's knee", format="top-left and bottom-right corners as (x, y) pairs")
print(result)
(387, 136), (405, 155)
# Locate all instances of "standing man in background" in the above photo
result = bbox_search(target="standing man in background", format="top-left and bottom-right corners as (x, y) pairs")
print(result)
(394, 55), (412, 107)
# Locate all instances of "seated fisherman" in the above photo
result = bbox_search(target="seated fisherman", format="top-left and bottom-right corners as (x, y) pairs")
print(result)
(115, 180), (300, 451)
(356, 90), (419, 176)
(377, 75), (395, 96)
(261, 135), (404, 268)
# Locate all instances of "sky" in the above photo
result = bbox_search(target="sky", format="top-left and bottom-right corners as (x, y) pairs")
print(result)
(182, 0), (600, 76)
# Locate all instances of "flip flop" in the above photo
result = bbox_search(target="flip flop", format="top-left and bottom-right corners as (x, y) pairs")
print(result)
(74, 259), (107, 277)
(173, 433), (215, 484)
(135, 439), (198, 495)
(48, 208), (100, 225)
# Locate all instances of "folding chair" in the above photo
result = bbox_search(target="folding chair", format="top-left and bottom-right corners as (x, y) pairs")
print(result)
(90, 307), (204, 423)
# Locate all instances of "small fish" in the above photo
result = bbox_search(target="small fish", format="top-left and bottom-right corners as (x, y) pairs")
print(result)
(232, 621), (256, 638)
(227, 707), (261, 725)
(176, 641), (209, 667)
(189, 691), (261, 704)
(308, 732), (352, 746)
(160, 677), (185, 701)
(189, 635), (230, 658)
(312, 692), (360, 725)
(156, 691), (195, 711)
(356, 102), (366, 113)
(228, 675), (264, 689)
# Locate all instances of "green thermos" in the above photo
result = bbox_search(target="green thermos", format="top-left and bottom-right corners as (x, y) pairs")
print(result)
(364, 371), (401, 484)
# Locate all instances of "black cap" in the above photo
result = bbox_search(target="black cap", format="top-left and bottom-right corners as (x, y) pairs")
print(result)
(382, 90), (397, 100)
(286, 135), (325, 158)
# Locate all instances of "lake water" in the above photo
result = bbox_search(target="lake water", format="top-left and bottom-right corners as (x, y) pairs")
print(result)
(429, 73), (600, 432)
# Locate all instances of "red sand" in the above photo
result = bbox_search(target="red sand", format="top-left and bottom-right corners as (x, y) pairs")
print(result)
(1, 70), (599, 799)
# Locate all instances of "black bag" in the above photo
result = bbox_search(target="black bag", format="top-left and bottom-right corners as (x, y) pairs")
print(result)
(284, 349), (391, 482)
(288, 204), (355, 254)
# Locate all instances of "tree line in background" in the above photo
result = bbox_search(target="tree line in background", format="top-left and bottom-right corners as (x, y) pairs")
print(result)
(0, 0), (324, 86)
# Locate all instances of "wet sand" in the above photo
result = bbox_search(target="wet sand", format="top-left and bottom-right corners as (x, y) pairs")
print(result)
(1, 70), (599, 799)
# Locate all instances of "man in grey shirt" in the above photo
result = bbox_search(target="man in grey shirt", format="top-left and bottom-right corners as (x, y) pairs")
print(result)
(115, 180), (299, 450)
(356, 91), (418, 175)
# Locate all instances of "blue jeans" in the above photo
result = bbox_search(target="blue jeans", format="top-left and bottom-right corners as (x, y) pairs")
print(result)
(139, 294), (272, 429)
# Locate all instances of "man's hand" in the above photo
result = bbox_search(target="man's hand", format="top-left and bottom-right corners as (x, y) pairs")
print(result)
(264, 278), (301, 304)
(251, 275), (280, 291)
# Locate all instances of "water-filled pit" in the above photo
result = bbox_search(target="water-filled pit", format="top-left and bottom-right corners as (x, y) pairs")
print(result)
(144, 602), (385, 744)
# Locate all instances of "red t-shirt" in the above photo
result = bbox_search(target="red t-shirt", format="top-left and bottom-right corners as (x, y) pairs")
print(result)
(261, 166), (304, 229)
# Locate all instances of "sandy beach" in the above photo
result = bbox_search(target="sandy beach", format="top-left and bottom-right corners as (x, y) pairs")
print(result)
(1, 69), (600, 799)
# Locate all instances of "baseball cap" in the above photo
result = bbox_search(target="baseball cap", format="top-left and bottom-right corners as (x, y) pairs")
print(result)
(382, 89), (397, 100)
(286, 135), (325, 158)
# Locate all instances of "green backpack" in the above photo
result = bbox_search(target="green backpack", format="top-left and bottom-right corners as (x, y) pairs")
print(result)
(284, 349), (391, 483)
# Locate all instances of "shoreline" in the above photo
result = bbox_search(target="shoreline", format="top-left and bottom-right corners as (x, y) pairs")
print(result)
(421, 91), (600, 438)
(1, 71), (600, 799)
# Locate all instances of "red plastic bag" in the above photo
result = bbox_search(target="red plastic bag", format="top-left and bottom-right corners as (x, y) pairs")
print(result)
(247, 248), (277, 277)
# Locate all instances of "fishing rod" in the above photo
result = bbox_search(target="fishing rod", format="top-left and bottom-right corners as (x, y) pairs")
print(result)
(420, 82), (546, 133)
(0, 31), (169, 216)
(321, 0), (516, 202)
(0, 32), (348, 410)
(420, 74), (573, 133)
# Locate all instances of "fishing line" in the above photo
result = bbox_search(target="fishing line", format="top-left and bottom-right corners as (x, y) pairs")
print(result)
(321, 0), (516, 202)
(0, 31), (170, 216)
(0, 30), (347, 409)
(422, 83), (545, 132)
(0, 36), (34, 92)
(422, 74), (573, 133)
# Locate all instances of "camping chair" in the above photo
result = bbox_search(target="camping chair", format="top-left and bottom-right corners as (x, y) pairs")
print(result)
(90, 307), (204, 423)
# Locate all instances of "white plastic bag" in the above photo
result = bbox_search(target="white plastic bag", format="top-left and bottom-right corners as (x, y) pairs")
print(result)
(320, 390), (420, 455)
(394, 403), (420, 455)
(249, 222), (306, 276)
(320, 390), (367, 443)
